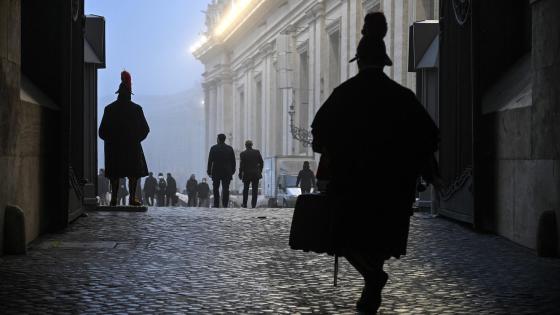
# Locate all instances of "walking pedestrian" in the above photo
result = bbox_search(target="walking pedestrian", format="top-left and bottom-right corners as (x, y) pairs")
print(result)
(310, 12), (439, 313)
(166, 173), (177, 206)
(239, 140), (264, 208)
(97, 169), (110, 205)
(143, 172), (157, 206)
(99, 70), (150, 206)
(296, 161), (316, 194)
(117, 178), (128, 206)
(197, 177), (211, 207)
(186, 174), (198, 207)
(207, 134), (236, 208)
(156, 173), (166, 207)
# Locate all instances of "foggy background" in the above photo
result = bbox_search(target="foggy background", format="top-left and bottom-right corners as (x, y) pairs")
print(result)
(86, 0), (208, 189)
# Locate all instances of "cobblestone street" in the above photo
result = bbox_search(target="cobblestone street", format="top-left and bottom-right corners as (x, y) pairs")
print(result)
(1, 207), (559, 314)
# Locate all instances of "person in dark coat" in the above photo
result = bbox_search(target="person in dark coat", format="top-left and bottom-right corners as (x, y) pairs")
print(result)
(97, 169), (110, 205)
(296, 161), (316, 194)
(166, 173), (177, 206)
(99, 71), (150, 206)
(239, 140), (264, 208)
(310, 12), (440, 313)
(186, 174), (198, 207)
(207, 134), (236, 208)
(143, 172), (157, 206)
(156, 173), (167, 207)
(117, 178), (128, 206)
(197, 177), (211, 207)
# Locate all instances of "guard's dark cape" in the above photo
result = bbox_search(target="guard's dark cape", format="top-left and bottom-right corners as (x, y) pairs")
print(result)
(239, 148), (264, 181)
(207, 143), (236, 180)
(311, 68), (439, 258)
(99, 97), (150, 179)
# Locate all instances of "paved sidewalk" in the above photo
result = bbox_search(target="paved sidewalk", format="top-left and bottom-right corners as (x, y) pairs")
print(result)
(1, 207), (559, 314)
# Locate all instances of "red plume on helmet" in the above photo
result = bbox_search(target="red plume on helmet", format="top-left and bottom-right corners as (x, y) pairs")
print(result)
(121, 70), (132, 93)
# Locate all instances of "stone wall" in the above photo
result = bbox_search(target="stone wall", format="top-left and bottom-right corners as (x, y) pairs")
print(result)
(488, 0), (560, 252)
(0, 0), (22, 254)
(0, 0), (60, 253)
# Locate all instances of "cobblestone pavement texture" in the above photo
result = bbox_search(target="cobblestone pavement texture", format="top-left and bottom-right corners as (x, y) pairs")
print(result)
(1, 207), (560, 314)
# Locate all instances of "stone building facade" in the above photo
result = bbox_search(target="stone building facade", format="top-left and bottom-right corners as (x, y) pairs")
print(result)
(0, 0), (103, 254)
(193, 0), (438, 190)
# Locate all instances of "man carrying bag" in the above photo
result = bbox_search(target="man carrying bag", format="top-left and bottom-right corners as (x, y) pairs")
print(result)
(289, 12), (440, 314)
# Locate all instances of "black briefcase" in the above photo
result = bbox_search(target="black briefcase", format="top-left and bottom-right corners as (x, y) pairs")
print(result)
(289, 193), (334, 254)
(289, 193), (340, 286)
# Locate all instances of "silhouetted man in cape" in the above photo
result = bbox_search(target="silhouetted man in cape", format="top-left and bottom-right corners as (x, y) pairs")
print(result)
(311, 12), (439, 313)
(99, 71), (150, 206)
(207, 134), (236, 208)
(239, 140), (264, 208)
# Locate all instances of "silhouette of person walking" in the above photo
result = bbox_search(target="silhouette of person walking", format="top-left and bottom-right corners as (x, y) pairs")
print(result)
(310, 12), (439, 313)
(207, 134), (236, 208)
(99, 71), (150, 206)
(166, 173), (177, 206)
(197, 177), (211, 207)
(186, 174), (198, 207)
(144, 172), (157, 206)
(296, 161), (316, 194)
(97, 169), (110, 205)
(117, 178), (128, 206)
(156, 173), (166, 207)
(239, 140), (264, 208)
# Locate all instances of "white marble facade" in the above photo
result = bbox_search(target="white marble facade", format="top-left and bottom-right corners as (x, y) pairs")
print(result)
(194, 0), (438, 173)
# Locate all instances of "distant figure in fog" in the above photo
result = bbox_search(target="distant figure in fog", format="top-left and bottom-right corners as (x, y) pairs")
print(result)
(197, 178), (210, 207)
(166, 173), (177, 206)
(117, 178), (128, 206)
(207, 134), (236, 208)
(156, 173), (166, 207)
(310, 12), (439, 313)
(144, 172), (157, 206)
(97, 169), (110, 206)
(186, 174), (198, 207)
(296, 161), (316, 194)
(135, 180), (143, 204)
(239, 140), (264, 208)
(99, 71), (150, 206)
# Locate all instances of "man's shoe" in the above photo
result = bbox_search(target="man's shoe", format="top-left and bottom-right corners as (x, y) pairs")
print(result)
(109, 198), (117, 207)
(356, 272), (388, 313)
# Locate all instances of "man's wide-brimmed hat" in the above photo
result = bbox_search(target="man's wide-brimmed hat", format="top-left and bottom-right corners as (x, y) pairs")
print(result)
(115, 70), (134, 94)
(349, 12), (393, 66)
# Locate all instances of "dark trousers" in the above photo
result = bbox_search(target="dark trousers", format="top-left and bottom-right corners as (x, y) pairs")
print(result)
(145, 193), (154, 206)
(212, 179), (231, 208)
(301, 187), (311, 194)
(166, 194), (175, 206)
(242, 179), (259, 208)
(345, 251), (389, 312)
(187, 193), (197, 207)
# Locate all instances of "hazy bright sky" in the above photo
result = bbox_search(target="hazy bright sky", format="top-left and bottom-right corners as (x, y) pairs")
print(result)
(85, 0), (208, 97)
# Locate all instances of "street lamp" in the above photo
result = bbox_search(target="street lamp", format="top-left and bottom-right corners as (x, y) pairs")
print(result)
(288, 96), (313, 147)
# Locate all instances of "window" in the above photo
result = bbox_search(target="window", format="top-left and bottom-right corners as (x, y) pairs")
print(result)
(329, 30), (341, 92)
(255, 80), (262, 148)
(299, 50), (309, 153)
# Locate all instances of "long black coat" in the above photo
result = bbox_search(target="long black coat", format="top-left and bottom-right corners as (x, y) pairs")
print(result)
(99, 97), (150, 179)
(311, 68), (439, 258)
(207, 143), (236, 180)
(144, 176), (157, 195)
(166, 176), (177, 195)
(239, 148), (264, 181)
